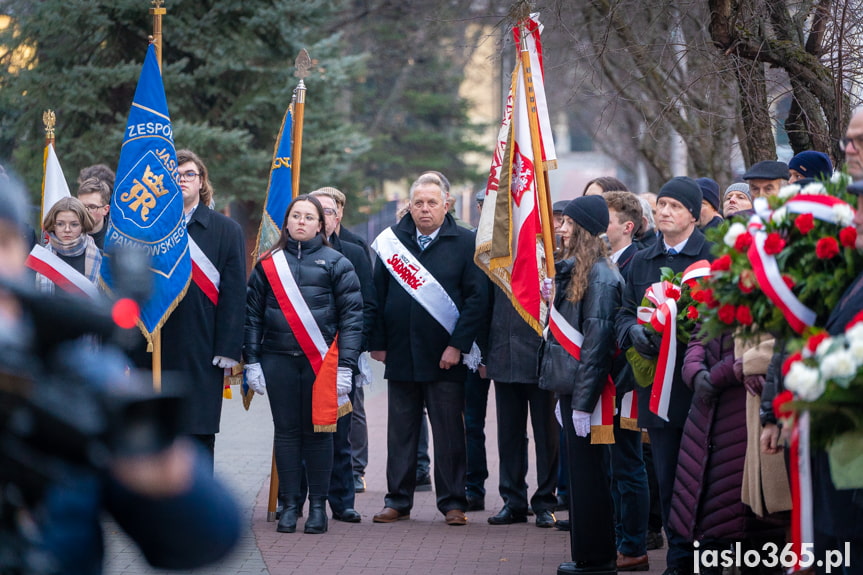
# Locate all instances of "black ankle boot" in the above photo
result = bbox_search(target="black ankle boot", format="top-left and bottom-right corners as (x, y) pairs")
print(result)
(304, 496), (328, 534)
(277, 497), (299, 533)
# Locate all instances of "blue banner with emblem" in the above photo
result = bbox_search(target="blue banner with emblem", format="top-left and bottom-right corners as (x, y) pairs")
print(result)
(255, 106), (293, 258)
(100, 44), (190, 344)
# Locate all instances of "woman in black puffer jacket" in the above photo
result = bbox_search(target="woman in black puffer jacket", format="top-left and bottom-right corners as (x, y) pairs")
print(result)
(244, 194), (363, 535)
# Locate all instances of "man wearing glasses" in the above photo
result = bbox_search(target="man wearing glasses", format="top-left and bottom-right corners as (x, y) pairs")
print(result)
(75, 177), (111, 250)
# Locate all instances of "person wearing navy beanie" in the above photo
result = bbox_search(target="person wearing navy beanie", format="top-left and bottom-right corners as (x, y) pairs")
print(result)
(695, 177), (723, 230)
(788, 150), (833, 183)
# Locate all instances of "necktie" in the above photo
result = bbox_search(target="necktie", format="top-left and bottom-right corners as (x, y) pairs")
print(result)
(418, 235), (432, 251)
(667, 248), (678, 255)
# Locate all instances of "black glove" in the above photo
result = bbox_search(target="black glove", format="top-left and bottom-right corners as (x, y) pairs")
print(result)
(693, 370), (718, 406)
(630, 325), (660, 358)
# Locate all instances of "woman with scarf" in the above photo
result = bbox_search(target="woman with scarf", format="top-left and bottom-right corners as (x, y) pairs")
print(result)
(36, 197), (102, 294)
(244, 194), (363, 535)
(539, 195), (623, 575)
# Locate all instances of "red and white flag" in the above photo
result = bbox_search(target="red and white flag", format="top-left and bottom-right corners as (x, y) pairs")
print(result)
(474, 13), (556, 336)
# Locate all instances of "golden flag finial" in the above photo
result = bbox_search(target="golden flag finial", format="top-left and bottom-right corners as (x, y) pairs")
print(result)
(294, 49), (311, 80)
(43, 110), (56, 141)
(151, 0), (165, 9)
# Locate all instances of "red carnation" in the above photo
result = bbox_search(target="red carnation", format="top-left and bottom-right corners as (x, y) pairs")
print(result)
(763, 232), (786, 255)
(805, 332), (830, 355)
(735, 305), (754, 325)
(666, 286), (681, 300)
(782, 274), (796, 289)
(773, 390), (795, 420)
(840, 226), (858, 248)
(691, 288), (706, 303)
(703, 288), (719, 309)
(815, 236), (840, 260)
(718, 303), (736, 324)
(781, 351), (803, 377)
(686, 305), (699, 320)
(794, 213), (815, 235)
(734, 232), (753, 252)
(711, 254), (732, 272)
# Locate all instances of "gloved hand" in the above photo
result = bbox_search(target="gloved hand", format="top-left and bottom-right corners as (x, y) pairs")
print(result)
(743, 374), (765, 397)
(554, 400), (563, 427)
(244, 363), (266, 395)
(732, 357), (744, 382)
(630, 325), (661, 358)
(541, 278), (554, 303)
(693, 370), (718, 406)
(212, 355), (239, 369)
(572, 410), (591, 438)
(337, 367), (353, 398)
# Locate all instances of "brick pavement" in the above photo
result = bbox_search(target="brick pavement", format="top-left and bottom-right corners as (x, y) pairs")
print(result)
(103, 365), (670, 575)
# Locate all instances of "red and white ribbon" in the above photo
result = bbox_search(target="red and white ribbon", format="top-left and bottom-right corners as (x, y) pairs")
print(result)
(619, 390), (639, 431)
(681, 260), (711, 287)
(189, 236), (220, 306)
(636, 281), (678, 421)
(26, 244), (100, 299)
(783, 194), (855, 225)
(789, 411), (814, 572)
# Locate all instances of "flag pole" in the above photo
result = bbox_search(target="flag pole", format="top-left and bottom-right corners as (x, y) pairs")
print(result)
(149, 0), (166, 392)
(518, 22), (555, 278)
(41, 110), (56, 226)
(291, 49), (310, 198)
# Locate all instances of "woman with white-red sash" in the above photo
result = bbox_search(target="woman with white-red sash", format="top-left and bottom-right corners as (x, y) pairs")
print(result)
(538, 195), (623, 575)
(244, 194), (363, 535)
(34, 197), (102, 295)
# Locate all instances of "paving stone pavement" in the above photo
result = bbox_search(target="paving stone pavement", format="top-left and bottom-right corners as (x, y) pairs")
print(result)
(103, 364), (669, 575)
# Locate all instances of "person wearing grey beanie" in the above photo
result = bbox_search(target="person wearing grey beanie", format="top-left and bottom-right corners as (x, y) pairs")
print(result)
(722, 183), (752, 217)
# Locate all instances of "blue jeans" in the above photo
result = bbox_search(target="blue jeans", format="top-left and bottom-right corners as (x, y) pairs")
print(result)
(611, 424), (649, 557)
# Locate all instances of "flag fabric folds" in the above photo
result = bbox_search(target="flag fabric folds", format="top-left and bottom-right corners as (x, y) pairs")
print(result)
(255, 106), (294, 257)
(41, 143), (71, 227)
(99, 44), (190, 345)
(474, 13), (556, 335)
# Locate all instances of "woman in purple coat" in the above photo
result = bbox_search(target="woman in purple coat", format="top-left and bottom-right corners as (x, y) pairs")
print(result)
(669, 329), (785, 572)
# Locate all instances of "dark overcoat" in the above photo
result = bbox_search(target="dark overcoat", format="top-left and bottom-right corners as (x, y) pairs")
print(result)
(615, 228), (714, 428)
(369, 212), (487, 383)
(485, 283), (543, 385)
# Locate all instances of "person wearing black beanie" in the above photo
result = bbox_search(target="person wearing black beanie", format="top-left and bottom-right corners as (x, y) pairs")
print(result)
(562, 195), (609, 237)
(657, 177), (702, 223)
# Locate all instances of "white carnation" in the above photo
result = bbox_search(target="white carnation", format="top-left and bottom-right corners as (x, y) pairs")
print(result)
(848, 338), (863, 365)
(820, 349), (857, 381)
(723, 222), (747, 248)
(778, 184), (801, 200)
(814, 337), (836, 359)
(801, 182), (827, 196)
(784, 362), (825, 401)
(772, 207), (788, 225)
(847, 322), (863, 344)
(831, 172), (852, 186)
(833, 203), (855, 227)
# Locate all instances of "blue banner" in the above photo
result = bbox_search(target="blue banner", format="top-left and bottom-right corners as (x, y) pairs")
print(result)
(100, 44), (190, 342)
(255, 106), (293, 257)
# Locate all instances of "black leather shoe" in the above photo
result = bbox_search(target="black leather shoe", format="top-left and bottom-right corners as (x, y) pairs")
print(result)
(535, 509), (556, 528)
(332, 508), (362, 523)
(466, 496), (485, 511)
(554, 519), (570, 531)
(487, 506), (528, 525)
(554, 494), (569, 511)
(304, 496), (328, 534)
(557, 559), (617, 574)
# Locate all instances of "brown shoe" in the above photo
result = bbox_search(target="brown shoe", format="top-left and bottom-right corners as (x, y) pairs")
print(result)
(444, 509), (467, 526)
(372, 507), (410, 523)
(616, 552), (649, 571)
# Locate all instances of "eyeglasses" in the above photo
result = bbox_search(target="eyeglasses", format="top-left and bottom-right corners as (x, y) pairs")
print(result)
(84, 204), (106, 212)
(322, 208), (337, 216)
(178, 171), (200, 181)
(840, 136), (863, 152)
(289, 213), (319, 223)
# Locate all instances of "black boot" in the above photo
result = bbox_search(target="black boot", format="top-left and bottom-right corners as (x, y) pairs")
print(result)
(304, 496), (328, 534)
(277, 497), (299, 533)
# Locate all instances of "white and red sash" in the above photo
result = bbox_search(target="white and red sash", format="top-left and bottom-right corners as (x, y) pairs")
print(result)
(546, 303), (615, 444)
(372, 227), (481, 369)
(26, 244), (100, 299)
(261, 250), (346, 431)
(189, 236), (220, 306)
(637, 281), (678, 422)
(789, 411), (814, 572)
(619, 390), (639, 431)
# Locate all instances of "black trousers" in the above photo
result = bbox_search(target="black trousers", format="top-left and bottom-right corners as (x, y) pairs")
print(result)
(384, 379), (467, 514)
(562, 399), (616, 566)
(494, 381), (558, 513)
(264, 354), (333, 499)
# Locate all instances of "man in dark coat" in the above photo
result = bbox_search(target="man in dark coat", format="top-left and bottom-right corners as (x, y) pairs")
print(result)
(141, 149), (246, 471)
(369, 172), (488, 526)
(616, 177), (714, 575)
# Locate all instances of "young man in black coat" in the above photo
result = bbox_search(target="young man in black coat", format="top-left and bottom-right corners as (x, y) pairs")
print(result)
(144, 149), (246, 471)
(615, 177), (714, 575)
(369, 172), (488, 526)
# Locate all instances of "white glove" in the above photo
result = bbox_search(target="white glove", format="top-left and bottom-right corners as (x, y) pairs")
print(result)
(337, 367), (353, 397)
(244, 363), (266, 395)
(572, 410), (591, 438)
(213, 355), (238, 369)
(541, 278), (554, 302)
(554, 400), (563, 428)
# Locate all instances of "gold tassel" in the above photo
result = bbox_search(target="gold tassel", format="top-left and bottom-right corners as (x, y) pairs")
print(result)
(313, 423), (338, 433)
(223, 383), (232, 399)
(337, 400), (353, 418)
(620, 417), (640, 432)
(590, 425), (615, 445)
